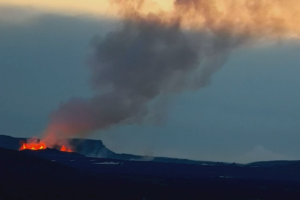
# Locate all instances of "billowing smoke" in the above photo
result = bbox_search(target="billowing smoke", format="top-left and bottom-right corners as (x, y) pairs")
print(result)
(40, 0), (300, 147)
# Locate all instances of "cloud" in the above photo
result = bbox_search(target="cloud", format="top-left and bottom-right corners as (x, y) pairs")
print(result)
(0, 0), (172, 18)
(0, 6), (42, 24)
(3, 1), (300, 161)
(0, 0), (111, 17)
(36, 0), (300, 147)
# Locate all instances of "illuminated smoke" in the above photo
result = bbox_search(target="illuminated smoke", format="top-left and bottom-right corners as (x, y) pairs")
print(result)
(40, 0), (300, 146)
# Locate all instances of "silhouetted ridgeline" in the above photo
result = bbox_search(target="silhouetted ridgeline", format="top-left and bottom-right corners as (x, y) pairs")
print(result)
(2, 135), (300, 199)
(0, 135), (230, 165)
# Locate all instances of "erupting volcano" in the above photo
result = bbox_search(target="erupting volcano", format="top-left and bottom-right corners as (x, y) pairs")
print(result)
(12, 0), (300, 159)
(19, 141), (72, 152)
(60, 145), (72, 152)
(20, 142), (47, 151)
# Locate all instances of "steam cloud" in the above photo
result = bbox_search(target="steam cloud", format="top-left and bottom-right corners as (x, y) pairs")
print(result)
(41, 0), (300, 146)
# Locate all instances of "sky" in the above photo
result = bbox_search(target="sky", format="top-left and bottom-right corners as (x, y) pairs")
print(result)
(1, 0), (300, 163)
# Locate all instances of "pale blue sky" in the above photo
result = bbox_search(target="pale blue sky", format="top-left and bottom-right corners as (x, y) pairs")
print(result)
(1, 7), (300, 163)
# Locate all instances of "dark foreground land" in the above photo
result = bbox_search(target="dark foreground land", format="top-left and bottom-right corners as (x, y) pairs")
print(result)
(1, 147), (300, 200)
(1, 135), (300, 200)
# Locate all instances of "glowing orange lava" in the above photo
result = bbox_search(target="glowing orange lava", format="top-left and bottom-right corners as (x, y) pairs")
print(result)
(60, 145), (72, 152)
(19, 142), (47, 151)
(19, 143), (72, 152)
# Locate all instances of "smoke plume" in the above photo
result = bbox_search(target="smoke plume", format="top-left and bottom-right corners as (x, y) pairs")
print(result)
(40, 0), (300, 147)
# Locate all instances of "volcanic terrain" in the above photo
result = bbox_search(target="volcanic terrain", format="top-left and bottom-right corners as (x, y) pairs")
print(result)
(1, 135), (300, 199)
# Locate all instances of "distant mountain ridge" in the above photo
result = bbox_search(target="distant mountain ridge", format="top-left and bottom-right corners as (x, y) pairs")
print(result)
(0, 134), (115, 157)
(2, 135), (298, 166)
(0, 135), (225, 165)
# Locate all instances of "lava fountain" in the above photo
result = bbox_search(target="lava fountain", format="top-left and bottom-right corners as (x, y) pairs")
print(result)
(19, 142), (47, 150)
(60, 145), (72, 152)
(19, 139), (72, 152)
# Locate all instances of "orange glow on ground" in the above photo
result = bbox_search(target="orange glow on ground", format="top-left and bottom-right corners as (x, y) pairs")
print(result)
(19, 142), (72, 152)
(60, 145), (72, 152)
(19, 142), (46, 151)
